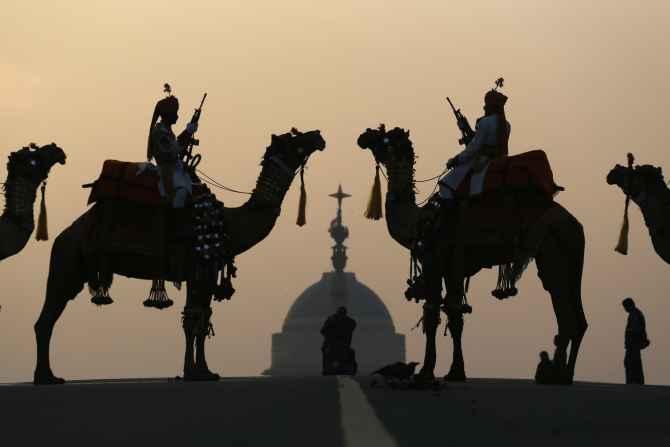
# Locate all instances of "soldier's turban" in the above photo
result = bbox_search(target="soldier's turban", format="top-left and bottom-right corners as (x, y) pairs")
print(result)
(484, 90), (508, 109)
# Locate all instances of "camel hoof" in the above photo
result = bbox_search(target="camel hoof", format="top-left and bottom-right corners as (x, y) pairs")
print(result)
(33, 370), (65, 385)
(412, 371), (437, 389)
(444, 371), (467, 382)
(183, 369), (221, 382)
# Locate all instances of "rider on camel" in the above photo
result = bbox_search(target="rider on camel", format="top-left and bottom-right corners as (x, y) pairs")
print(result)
(438, 87), (510, 203)
(147, 84), (197, 208)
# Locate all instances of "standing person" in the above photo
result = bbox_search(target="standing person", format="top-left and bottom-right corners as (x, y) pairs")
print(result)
(439, 86), (511, 202)
(147, 84), (197, 208)
(622, 297), (650, 384)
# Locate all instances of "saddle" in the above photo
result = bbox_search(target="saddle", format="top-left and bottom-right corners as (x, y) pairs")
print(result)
(84, 160), (214, 281)
(442, 150), (560, 245)
(413, 152), (562, 305)
(456, 150), (562, 199)
(87, 160), (164, 206)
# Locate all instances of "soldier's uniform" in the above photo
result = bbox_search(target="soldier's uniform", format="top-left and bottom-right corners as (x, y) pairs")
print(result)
(439, 90), (511, 199)
(149, 121), (193, 208)
(146, 93), (195, 209)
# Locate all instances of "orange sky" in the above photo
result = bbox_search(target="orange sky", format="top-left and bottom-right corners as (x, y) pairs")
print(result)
(1, 0), (669, 384)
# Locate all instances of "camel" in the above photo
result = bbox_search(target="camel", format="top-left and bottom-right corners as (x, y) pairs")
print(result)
(607, 158), (670, 263)
(0, 143), (66, 261)
(357, 126), (586, 384)
(34, 129), (325, 384)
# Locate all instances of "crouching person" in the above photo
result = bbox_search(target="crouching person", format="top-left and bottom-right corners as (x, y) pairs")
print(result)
(321, 306), (358, 375)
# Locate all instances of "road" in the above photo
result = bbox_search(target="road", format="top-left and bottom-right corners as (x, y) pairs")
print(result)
(1, 377), (668, 446)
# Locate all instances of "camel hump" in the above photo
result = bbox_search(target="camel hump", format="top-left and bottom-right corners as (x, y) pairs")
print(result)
(484, 150), (562, 198)
(87, 160), (163, 206)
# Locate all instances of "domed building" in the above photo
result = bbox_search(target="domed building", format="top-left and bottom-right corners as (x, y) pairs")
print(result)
(264, 186), (405, 375)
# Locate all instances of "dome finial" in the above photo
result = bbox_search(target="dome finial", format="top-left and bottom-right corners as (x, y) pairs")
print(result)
(328, 184), (351, 272)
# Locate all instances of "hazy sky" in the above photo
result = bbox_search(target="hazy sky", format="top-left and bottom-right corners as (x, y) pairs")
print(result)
(1, 0), (669, 384)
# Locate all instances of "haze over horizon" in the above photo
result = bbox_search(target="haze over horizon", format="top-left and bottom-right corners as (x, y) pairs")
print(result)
(1, 0), (669, 384)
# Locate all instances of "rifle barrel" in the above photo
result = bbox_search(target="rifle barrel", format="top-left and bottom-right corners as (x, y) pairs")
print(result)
(446, 97), (457, 113)
(199, 93), (207, 110)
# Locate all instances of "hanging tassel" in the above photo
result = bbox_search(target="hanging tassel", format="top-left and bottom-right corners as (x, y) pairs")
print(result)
(614, 200), (630, 255)
(143, 279), (174, 309)
(491, 262), (518, 300)
(615, 153), (634, 255)
(89, 284), (113, 306)
(364, 164), (383, 220)
(35, 182), (48, 241)
(296, 166), (307, 227)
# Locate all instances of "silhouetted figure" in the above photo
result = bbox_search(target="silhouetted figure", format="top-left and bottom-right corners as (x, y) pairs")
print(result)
(147, 83), (197, 208)
(321, 306), (357, 375)
(534, 351), (554, 385)
(439, 81), (511, 202)
(622, 298), (650, 384)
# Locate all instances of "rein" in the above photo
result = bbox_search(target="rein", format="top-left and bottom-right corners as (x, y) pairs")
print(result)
(196, 169), (252, 195)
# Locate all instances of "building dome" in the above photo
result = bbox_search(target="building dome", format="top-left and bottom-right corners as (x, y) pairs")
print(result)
(282, 272), (396, 333)
(264, 185), (405, 376)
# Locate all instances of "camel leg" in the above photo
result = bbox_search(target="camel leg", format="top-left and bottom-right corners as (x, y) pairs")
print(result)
(194, 303), (219, 381)
(183, 279), (219, 381)
(565, 287), (587, 381)
(535, 210), (587, 384)
(445, 308), (466, 381)
(34, 297), (70, 385)
(416, 258), (442, 382)
(546, 295), (585, 384)
(182, 283), (198, 379)
(34, 227), (85, 385)
(566, 332), (585, 382)
(443, 272), (466, 381)
(418, 302), (440, 381)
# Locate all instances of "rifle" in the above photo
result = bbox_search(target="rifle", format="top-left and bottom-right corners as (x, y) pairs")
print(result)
(185, 93), (207, 162)
(446, 97), (475, 146)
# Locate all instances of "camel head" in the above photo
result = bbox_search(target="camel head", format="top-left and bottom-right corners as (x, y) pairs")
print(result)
(262, 128), (325, 171)
(607, 163), (666, 199)
(7, 143), (66, 185)
(357, 124), (414, 166)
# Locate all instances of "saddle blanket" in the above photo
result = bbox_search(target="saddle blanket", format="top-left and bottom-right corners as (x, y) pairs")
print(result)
(456, 150), (561, 198)
(87, 160), (163, 206)
(87, 160), (208, 206)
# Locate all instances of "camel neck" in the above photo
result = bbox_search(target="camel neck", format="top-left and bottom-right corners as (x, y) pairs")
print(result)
(249, 157), (296, 209)
(220, 156), (300, 257)
(632, 182), (670, 230)
(380, 153), (420, 250)
(385, 154), (416, 205)
(2, 174), (38, 231)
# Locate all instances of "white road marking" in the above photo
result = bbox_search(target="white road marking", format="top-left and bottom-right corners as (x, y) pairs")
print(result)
(337, 376), (399, 447)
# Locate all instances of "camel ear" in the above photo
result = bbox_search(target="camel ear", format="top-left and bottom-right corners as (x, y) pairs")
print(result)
(405, 130), (410, 137)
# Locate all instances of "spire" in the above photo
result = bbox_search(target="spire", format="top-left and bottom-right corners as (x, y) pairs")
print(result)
(328, 184), (351, 272)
